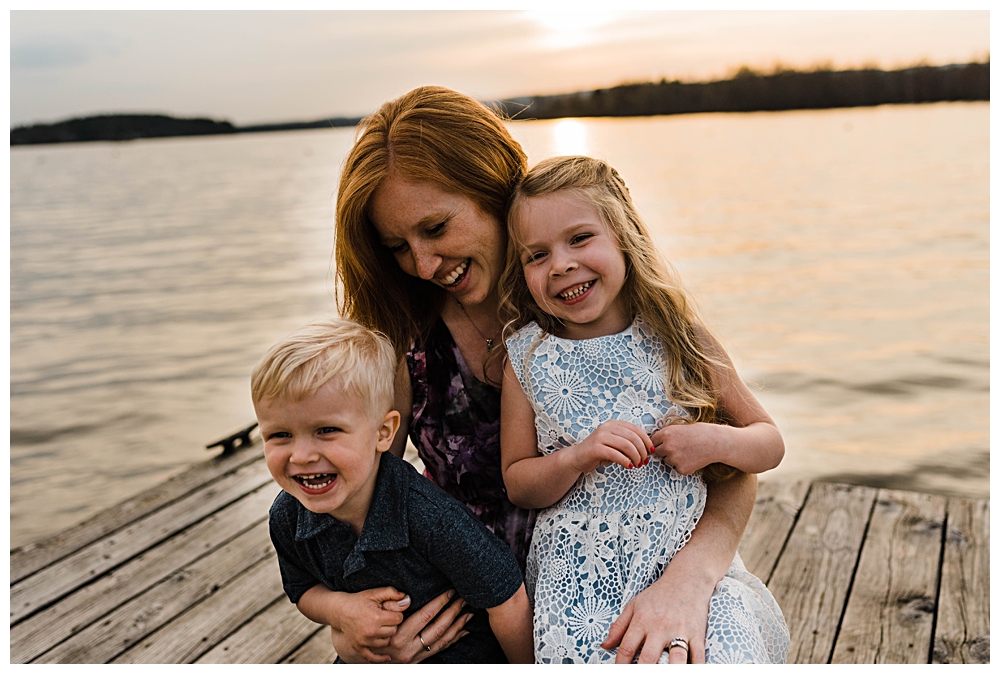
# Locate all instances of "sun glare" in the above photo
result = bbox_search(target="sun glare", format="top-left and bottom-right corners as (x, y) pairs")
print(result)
(527, 10), (621, 49)
(551, 119), (589, 156)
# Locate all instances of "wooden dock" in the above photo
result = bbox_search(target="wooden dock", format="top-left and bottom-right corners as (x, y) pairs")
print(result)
(10, 439), (989, 664)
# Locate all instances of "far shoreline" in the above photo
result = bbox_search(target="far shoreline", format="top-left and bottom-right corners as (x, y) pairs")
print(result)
(10, 61), (989, 147)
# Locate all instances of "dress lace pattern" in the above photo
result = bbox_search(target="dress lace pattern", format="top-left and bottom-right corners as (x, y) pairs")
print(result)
(506, 318), (789, 664)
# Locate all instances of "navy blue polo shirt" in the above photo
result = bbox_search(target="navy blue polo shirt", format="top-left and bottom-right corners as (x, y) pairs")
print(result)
(268, 451), (524, 664)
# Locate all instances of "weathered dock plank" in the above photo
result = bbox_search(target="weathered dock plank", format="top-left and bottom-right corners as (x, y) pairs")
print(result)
(9, 447), (988, 666)
(10, 440), (263, 583)
(195, 595), (321, 664)
(766, 482), (877, 664)
(11, 483), (279, 663)
(113, 548), (285, 664)
(932, 497), (990, 664)
(739, 479), (810, 582)
(282, 627), (338, 664)
(33, 519), (275, 664)
(831, 489), (947, 663)
(11, 458), (272, 623)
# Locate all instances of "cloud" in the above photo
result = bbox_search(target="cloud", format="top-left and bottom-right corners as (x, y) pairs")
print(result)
(11, 28), (131, 72)
(11, 38), (93, 69)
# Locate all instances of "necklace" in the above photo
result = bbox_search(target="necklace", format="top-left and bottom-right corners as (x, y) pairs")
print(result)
(456, 300), (500, 353)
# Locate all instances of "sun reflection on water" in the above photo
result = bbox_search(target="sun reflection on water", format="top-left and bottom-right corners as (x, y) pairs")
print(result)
(551, 118), (589, 156)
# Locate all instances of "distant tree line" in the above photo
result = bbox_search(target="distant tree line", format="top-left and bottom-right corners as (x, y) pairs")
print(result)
(496, 62), (989, 120)
(10, 62), (989, 146)
(10, 114), (361, 146)
(10, 114), (237, 146)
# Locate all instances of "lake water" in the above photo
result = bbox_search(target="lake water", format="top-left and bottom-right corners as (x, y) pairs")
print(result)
(9, 102), (989, 549)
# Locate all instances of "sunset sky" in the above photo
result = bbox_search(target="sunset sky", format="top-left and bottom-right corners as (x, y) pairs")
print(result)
(9, 8), (990, 127)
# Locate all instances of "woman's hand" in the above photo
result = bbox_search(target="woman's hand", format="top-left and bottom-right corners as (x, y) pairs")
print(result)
(601, 471), (757, 664)
(601, 560), (718, 663)
(570, 420), (651, 474)
(330, 589), (472, 663)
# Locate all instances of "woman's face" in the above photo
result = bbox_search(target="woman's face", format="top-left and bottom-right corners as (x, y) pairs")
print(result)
(369, 174), (505, 309)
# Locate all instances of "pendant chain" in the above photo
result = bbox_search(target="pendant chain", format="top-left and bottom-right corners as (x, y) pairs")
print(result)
(456, 300), (500, 353)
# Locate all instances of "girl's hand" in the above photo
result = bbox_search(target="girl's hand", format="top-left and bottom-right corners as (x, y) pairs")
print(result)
(570, 420), (651, 474)
(333, 589), (471, 663)
(600, 556), (718, 663)
(651, 422), (728, 475)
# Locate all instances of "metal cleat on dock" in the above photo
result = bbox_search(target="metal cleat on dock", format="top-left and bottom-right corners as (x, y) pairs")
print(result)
(205, 422), (259, 455)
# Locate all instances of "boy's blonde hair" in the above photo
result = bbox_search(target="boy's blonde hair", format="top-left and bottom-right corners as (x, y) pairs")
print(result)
(500, 155), (736, 481)
(251, 317), (396, 421)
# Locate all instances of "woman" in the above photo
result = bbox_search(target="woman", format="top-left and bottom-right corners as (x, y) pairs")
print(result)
(331, 86), (758, 664)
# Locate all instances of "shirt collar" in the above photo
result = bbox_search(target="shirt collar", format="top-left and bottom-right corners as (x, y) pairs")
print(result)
(355, 452), (411, 552)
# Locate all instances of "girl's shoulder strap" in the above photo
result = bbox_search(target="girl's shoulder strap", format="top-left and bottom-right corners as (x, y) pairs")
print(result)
(631, 312), (650, 336)
(631, 313), (666, 351)
(504, 322), (543, 393)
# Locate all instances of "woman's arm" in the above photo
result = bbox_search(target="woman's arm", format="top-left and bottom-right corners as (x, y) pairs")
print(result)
(602, 470), (757, 663)
(652, 332), (784, 475)
(500, 360), (651, 509)
(485, 583), (535, 663)
(388, 357), (413, 459)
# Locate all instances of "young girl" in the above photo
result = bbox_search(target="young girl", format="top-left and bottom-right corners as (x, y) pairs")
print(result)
(499, 156), (789, 664)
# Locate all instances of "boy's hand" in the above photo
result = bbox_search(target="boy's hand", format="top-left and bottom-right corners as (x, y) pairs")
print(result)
(651, 422), (727, 475)
(331, 589), (470, 663)
(571, 420), (651, 474)
(327, 587), (409, 662)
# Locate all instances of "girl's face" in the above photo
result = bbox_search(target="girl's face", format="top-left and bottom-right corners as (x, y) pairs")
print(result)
(512, 190), (629, 340)
(369, 174), (505, 309)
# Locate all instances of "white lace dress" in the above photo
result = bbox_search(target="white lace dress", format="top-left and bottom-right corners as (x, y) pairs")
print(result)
(506, 318), (789, 664)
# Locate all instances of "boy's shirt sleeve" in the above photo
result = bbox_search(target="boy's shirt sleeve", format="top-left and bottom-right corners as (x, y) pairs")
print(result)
(268, 492), (323, 604)
(422, 497), (524, 610)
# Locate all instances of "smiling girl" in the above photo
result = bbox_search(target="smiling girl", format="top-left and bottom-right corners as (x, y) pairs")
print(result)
(499, 156), (789, 663)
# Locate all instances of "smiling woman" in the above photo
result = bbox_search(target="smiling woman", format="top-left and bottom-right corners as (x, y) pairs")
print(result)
(368, 177), (505, 314)
(329, 85), (770, 665)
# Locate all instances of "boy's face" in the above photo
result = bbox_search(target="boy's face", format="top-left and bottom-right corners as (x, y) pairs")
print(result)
(255, 378), (400, 534)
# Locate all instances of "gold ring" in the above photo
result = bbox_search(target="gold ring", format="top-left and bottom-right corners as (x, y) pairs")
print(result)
(418, 633), (431, 652)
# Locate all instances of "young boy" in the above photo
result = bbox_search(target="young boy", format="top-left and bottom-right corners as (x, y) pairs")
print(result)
(251, 317), (533, 664)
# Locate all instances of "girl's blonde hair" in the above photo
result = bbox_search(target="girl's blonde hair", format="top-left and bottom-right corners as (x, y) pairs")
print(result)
(251, 317), (396, 422)
(335, 86), (528, 359)
(500, 155), (736, 481)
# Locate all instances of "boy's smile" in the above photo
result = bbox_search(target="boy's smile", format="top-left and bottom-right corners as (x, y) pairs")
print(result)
(292, 473), (337, 494)
(255, 379), (399, 535)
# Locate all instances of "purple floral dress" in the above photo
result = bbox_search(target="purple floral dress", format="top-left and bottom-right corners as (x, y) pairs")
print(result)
(406, 319), (536, 571)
